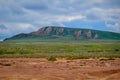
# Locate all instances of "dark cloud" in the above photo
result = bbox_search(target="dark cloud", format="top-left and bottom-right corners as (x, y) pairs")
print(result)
(23, 1), (49, 11)
(105, 0), (120, 8)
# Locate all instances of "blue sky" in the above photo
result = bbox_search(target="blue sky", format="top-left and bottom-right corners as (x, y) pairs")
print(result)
(0, 0), (120, 40)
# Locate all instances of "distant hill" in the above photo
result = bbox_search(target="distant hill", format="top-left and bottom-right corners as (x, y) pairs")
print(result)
(4, 26), (120, 41)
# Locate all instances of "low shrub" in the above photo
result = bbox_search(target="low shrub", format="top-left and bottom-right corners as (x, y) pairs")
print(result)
(47, 56), (57, 61)
(2, 63), (11, 66)
(99, 57), (115, 61)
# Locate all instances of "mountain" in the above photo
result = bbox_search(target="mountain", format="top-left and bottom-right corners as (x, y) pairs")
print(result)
(4, 26), (120, 41)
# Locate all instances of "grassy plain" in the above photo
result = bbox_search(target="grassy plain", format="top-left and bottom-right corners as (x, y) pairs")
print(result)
(0, 41), (120, 59)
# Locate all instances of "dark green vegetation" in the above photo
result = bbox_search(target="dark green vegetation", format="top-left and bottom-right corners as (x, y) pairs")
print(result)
(47, 56), (57, 61)
(0, 41), (120, 59)
(4, 26), (120, 41)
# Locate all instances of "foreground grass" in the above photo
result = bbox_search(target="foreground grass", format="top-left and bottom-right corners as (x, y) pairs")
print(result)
(0, 41), (120, 59)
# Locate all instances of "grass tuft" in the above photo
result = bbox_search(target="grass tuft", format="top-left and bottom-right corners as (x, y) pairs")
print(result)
(47, 56), (57, 61)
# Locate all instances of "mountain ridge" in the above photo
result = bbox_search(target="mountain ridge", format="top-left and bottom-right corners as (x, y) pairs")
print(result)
(4, 26), (120, 41)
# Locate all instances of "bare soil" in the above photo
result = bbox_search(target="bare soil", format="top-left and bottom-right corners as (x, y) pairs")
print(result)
(0, 58), (120, 80)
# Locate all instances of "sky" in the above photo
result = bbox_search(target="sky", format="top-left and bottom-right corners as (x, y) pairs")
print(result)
(0, 0), (120, 41)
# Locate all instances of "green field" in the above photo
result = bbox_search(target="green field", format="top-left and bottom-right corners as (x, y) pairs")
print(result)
(0, 41), (120, 59)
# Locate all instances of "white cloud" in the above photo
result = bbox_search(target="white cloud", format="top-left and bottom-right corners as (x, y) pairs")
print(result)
(0, 23), (37, 35)
(105, 21), (120, 32)
(44, 15), (86, 22)
(56, 15), (86, 22)
(84, 7), (120, 32)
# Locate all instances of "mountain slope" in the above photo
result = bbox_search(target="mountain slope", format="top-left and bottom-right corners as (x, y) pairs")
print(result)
(4, 26), (120, 41)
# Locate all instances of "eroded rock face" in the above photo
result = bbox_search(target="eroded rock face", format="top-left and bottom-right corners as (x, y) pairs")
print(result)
(56, 28), (64, 36)
(86, 30), (92, 39)
(44, 27), (52, 35)
(74, 30), (82, 40)
(94, 34), (99, 39)
(32, 27), (45, 35)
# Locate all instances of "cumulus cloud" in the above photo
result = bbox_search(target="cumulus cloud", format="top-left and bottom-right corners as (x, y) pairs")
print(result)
(87, 8), (120, 32)
(1, 23), (37, 34)
(0, 0), (120, 40)
(0, 23), (37, 40)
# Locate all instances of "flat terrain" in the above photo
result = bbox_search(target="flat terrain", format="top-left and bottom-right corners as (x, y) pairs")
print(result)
(0, 58), (120, 80)
(0, 41), (120, 80)
(0, 41), (120, 59)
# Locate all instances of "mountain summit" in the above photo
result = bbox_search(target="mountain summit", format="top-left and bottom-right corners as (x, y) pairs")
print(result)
(4, 26), (120, 41)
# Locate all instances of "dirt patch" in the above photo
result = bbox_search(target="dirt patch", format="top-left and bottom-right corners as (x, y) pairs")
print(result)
(0, 58), (120, 80)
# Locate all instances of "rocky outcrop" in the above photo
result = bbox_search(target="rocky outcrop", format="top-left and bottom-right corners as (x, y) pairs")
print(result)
(56, 28), (64, 36)
(44, 27), (52, 35)
(32, 27), (45, 35)
(94, 34), (98, 39)
(86, 30), (92, 39)
(74, 30), (82, 40)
